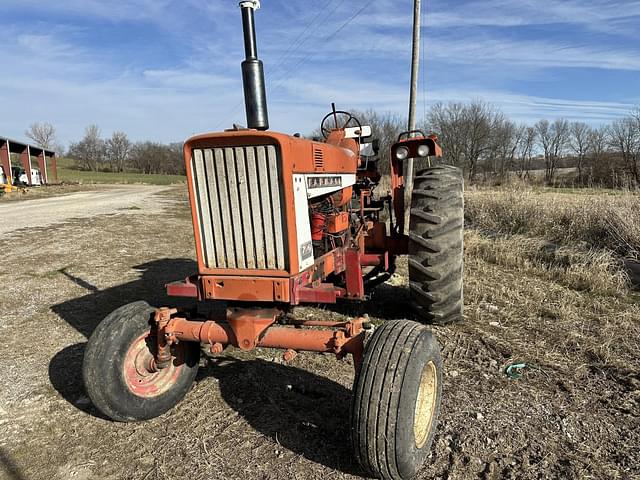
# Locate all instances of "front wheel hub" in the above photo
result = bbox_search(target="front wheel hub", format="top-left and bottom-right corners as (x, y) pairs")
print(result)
(123, 333), (184, 398)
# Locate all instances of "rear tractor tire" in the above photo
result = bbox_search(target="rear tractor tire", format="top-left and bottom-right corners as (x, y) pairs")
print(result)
(83, 301), (200, 421)
(408, 165), (464, 324)
(351, 320), (443, 479)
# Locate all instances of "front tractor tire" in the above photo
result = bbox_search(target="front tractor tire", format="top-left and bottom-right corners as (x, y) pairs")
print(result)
(351, 320), (443, 480)
(408, 165), (464, 324)
(83, 301), (200, 422)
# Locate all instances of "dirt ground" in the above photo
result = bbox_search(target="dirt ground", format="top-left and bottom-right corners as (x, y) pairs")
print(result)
(0, 185), (169, 235)
(0, 186), (638, 480)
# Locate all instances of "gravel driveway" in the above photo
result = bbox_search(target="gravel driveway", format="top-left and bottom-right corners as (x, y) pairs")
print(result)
(0, 185), (171, 235)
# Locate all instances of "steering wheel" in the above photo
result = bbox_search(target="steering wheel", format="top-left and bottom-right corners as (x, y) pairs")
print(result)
(320, 110), (362, 139)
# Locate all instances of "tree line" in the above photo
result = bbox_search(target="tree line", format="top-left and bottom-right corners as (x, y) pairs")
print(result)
(24, 122), (185, 176)
(26, 99), (640, 186)
(351, 102), (640, 187)
(67, 125), (184, 175)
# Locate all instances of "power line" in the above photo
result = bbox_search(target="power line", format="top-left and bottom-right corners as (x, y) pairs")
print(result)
(214, 0), (346, 130)
(329, 0), (370, 37)
(269, 0), (371, 94)
(266, 0), (350, 87)
(270, 0), (340, 74)
(215, 0), (370, 130)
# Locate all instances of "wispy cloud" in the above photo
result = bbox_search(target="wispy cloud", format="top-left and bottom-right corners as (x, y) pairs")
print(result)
(277, 75), (636, 126)
(0, 0), (638, 146)
(366, 0), (640, 35)
(426, 36), (640, 71)
(0, 0), (174, 23)
(427, 89), (636, 124)
(0, 29), (242, 144)
(142, 69), (234, 89)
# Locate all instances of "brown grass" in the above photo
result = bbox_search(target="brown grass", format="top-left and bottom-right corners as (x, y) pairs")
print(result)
(464, 231), (629, 295)
(465, 187), (640, 260)
(462, 234), (640, 393)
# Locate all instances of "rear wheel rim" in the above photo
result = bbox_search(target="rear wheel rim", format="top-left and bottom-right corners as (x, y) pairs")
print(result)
(123, 333), (184, 398)
(414, 360), (438, 448)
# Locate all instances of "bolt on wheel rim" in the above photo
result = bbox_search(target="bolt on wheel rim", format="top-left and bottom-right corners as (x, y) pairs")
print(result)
(414, 360), (438, 449)
(123, 333), (184, 398)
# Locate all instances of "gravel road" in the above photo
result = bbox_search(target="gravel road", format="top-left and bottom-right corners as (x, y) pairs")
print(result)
(0, 185), (171, 235)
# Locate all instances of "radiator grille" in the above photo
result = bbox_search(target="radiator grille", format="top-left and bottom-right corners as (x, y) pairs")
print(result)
(191, 145), (286, 270)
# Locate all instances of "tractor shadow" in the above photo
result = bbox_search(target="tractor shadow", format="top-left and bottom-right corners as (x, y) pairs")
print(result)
(199, 356), (364, 476)
(0, 447), (28, 480)
(49, 258), (199, 418)
(50, 256), (413, 340)
(47, 253), (409, 469)
(47, 342), (112, 419)
(51, 258), (198, 339)
(49, 345), (365, 475)
(316, 280), (417, 321)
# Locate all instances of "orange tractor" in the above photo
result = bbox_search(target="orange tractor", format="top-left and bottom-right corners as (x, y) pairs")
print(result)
(83, 2), (464, 479)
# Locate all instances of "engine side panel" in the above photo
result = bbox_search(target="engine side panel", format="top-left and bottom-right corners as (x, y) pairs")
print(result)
(292, 174), (314, 271)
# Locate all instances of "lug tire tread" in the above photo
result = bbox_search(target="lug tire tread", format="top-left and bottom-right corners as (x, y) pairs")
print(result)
(409, 165), (464, 324)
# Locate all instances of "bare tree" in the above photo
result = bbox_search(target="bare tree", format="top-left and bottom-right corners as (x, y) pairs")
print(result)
(52, 142), (66, 157)
(489, 116), (520, 180)
(570, 122), (591, 180)
(429, 100), (498, 181)
(535, 119), (552, 181)
(536, 119), (569, 184)
(631, 106), (640, 126)
(551, 119), (570, 182)
(516, 125), (536, 179)
(25, 122), (56, 149)
(68, 125), (105, 172)
(106, 131), (131, 172)
(608, 116), (640, 184)
(462, 101), (495, 181)
(303, 102), (640, 189)
(168, 142), (186, 175)
(428, 102), (466, 169)
(588, 126), (610, 185)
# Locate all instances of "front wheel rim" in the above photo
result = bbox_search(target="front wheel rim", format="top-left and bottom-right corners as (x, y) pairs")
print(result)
(123, 333), (185, 398)
(414, 360), (438, 448)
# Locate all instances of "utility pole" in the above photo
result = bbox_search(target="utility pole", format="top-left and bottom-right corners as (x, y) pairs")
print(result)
(405, 0), (421, 230)
(408, 0), (421, 134)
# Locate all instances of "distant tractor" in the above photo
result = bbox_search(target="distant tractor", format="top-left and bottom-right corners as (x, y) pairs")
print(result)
(83, 2), (464, 479)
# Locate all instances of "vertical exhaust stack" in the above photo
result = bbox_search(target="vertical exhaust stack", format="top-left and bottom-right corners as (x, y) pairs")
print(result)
(239, 1), (269, 130)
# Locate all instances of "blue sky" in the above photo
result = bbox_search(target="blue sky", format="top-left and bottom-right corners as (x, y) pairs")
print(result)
(1, 0), (639, 146)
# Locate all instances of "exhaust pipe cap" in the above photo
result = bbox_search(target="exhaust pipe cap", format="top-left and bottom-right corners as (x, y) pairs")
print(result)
(239, 1), (260, 10)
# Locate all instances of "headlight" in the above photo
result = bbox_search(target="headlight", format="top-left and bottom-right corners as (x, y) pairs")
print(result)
(395, 146), (409, 160)
(417, 144), (430, 157)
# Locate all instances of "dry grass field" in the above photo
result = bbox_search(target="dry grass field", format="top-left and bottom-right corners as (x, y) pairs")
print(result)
(466, 187), (640, 260)
(0, 185), (638, 480)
